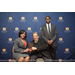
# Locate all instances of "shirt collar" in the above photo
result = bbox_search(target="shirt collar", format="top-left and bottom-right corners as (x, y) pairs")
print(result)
(46, 23), (51, 25)
(34, 39), (39, 43)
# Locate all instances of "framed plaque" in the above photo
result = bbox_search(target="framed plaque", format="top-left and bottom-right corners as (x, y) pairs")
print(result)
(28, 43), (33, 49)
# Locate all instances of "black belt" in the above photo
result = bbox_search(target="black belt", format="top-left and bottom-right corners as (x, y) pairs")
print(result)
(49, 39), (51, 40)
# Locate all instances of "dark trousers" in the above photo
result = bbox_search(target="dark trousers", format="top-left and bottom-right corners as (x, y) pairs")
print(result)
(47, 45), (56, 60)
(30, 54), (52, 62)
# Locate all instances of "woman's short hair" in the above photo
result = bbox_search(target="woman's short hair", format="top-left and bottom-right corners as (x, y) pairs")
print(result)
(18, 30), (27, 38)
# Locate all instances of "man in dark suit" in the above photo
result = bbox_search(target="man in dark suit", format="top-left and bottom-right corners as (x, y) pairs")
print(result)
(41, 16), (58, 61)
(30, 32), (52, 62)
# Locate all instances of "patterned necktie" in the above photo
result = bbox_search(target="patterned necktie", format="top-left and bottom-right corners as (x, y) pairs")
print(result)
(48, 24), (51, 39)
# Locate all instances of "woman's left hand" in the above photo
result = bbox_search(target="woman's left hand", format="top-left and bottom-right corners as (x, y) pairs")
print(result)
(24, 48), (29, 52)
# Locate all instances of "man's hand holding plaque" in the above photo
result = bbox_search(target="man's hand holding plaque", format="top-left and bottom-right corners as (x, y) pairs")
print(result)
(31, 47), (37, 50)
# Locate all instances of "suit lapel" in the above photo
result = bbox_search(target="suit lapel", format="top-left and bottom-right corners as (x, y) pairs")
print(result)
(19, 38), (26, 48)
(44, 24), (49, 35)
(20, 38), (24, 47)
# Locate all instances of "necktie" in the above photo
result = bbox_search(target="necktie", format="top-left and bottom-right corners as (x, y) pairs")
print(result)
(48, 24), (51, 39)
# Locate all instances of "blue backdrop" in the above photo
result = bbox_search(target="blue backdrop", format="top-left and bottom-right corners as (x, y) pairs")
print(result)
(0, 12), (75, 62)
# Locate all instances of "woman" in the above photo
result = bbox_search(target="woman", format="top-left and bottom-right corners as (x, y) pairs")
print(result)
(13, 30), (30, 62)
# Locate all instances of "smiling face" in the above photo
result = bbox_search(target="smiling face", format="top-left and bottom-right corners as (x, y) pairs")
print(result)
(20, 32), (25, 39)
(33, 33), (39, 42)
(45, 17), (51, 24)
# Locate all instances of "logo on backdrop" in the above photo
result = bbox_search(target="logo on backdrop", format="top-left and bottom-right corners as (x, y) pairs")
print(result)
(64, 48), (70, 54)
(8, 17), (13, 22)
(7, 38), (13, 43)
(58, 17), (64, 22)
(1, 48), (7, 54)
(64, 27), (70, 33)
(58, 38), (64, 43)
(26, 27), (32, 33)
(1, 27), (7, 33)
(14, 27), (19, 33)
(33, 17), (38, 22)
(20, 17), (26, 22)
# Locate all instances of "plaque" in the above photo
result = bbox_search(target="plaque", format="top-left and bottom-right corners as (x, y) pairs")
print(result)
(28, 43), (33, 49)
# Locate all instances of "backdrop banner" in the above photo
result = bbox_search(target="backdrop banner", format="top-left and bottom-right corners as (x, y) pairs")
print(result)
(0, 12), (75, 62)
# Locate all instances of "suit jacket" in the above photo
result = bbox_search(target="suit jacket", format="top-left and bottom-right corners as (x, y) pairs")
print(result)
(41, 24), (58, 48)
(30, 38), (51, 58)
(14, 38), (28, 53)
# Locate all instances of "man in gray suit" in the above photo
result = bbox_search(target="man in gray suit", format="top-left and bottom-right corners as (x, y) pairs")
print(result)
(41, 16), (58, 61)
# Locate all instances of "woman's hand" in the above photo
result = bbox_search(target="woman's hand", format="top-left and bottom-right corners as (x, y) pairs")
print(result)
(24, 48), (29, 52)
(28, 48), (32, 52)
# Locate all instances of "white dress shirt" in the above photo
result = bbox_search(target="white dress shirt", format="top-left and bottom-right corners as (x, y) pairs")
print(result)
(34, 39), (39, 43)
(46, 23), (51, 34)
(46, 23), (53, 42)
